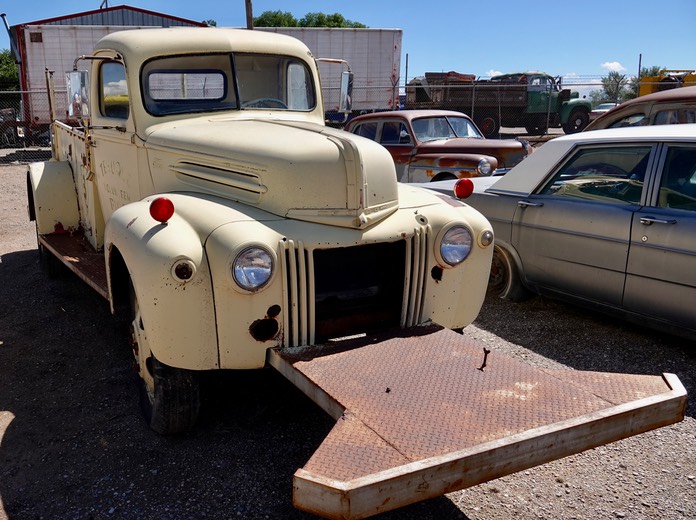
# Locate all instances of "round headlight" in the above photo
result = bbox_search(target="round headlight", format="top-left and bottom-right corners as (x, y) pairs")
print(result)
(232, 246), (274, 291)
(440, 226), (473, 266)
(477, 158), (492, 176)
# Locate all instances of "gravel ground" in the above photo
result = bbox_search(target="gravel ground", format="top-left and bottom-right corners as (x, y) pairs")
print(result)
(0, 161), (694, 520)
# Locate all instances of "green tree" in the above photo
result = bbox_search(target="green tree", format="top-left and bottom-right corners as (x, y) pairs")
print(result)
(254, 10), (299, 27)
(627, 65), (664, 99)
(589, 71), (632, 106)
(202, 19), (217, 27)
(253, 11), (366, 28)
(299, 12), (366, 28)
(0, 49), (19, 90)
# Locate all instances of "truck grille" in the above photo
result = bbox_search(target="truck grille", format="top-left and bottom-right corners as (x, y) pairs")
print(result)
(280, 227), (430, 347)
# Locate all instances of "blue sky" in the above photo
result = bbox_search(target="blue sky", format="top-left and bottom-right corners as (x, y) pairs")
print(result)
(3, 0), (694, 81)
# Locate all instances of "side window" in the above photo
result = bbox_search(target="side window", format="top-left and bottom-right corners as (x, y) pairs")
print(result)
(380, 122), (407, 145)
(608, 113), (648, 128)
(654, 109), (696, 125)
(658, 146), (696, 211)
(539, 145), (653, 205)
(100, 61), (129, 119)
(353, 122), (378, 141)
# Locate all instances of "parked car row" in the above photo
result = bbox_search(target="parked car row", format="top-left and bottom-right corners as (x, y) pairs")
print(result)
(421, 124), (696, 339)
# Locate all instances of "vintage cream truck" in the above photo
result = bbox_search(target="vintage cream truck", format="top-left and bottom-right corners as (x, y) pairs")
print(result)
(27, 28), (685, 519)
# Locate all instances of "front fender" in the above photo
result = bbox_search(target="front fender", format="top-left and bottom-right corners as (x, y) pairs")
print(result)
(105, 198), (218, 370)
(407, 153), (498, 182)
(559, 98), (591, 123)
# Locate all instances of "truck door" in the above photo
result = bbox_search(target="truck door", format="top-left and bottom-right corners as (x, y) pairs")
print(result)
(90, 60), (142, 223)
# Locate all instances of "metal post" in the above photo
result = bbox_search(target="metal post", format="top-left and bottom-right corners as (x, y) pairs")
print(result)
(245, 0), (254, 29)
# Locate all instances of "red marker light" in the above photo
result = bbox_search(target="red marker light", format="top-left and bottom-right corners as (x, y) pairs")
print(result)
(453, 178), (474, 199)
(149, 197), (175, 223)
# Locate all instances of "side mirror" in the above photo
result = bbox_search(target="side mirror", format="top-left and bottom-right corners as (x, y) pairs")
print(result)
(339, 71), (353, 114)
(67, 70), (90, 119)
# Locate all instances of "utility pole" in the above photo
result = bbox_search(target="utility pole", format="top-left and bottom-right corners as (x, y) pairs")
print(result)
(245, 0), (253, 29)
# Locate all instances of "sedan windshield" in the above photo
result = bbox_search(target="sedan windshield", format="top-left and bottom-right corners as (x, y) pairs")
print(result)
(411, 116), (482, 142)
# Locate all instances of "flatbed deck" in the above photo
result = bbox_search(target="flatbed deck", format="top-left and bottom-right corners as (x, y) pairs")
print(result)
(268, 325), (686, 519)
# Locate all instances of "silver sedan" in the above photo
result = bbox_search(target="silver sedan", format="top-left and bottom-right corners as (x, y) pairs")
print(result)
(423, 124), (696, 338)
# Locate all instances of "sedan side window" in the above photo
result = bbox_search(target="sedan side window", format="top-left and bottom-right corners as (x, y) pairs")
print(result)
(608, 113), (648, 128)
(380, 122), (409, 145)
(539, 146), (653, 205)
(658, 147), (696, 211)
(354, 122), (378, 140)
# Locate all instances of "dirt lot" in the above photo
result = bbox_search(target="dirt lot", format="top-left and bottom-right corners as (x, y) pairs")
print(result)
(0, 161), (694, 519)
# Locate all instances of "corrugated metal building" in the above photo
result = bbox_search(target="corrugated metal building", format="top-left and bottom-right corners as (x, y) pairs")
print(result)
(8, 5), (205, 124)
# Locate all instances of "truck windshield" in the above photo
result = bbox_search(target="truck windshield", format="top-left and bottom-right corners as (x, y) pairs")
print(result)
(142, 53), (316, 116)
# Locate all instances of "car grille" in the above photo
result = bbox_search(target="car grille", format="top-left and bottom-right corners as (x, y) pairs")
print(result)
(280, 227), (430, 347)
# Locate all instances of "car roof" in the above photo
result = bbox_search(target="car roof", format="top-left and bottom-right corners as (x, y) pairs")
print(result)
(619, 86), (696, 106)
(486, 124), (696, 195)
(348, 110), (472, 125)
(585, 87), (696, 131)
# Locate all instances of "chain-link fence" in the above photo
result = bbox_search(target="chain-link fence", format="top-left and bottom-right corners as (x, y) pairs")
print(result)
(0, 76), (614, 163)
(0, 90), (55, 163)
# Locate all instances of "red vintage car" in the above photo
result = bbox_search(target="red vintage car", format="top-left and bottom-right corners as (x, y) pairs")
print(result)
(345, 109), (532, 182)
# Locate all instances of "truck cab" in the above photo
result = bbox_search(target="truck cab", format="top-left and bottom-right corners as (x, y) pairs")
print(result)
(28, 27), (494, 434)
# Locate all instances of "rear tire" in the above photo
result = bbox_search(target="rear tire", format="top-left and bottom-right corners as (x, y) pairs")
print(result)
(129, 280), (200, 434)
(487, 246), (531, 302)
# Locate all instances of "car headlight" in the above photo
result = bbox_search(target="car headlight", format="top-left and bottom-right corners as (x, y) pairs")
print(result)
(440, 226), (473, 266)
(477, 158), (492, 176)
(232, 246), (274, 291)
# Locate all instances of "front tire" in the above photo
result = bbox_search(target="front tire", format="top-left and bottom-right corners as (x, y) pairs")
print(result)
(562, 108), (589, 133)
(129, 280), (200, 434)
(487, 246), (531, 302)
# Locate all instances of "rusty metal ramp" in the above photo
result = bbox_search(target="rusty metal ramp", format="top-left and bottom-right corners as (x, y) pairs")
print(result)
(267, 325), (686, 520)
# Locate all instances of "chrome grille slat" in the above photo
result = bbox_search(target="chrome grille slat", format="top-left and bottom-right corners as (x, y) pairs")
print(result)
(403, 226), (429, 326)
(282, 229), (429, 347)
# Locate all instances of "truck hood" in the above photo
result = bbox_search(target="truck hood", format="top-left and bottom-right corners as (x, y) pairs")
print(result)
(417, 137), (529, 168)
(144, 117), (399, 229)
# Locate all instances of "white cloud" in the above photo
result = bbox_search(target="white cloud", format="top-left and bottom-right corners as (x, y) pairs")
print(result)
(104, 80), (128, 96)
(485, 69), (503, 78)
(601, 61), (626, 73)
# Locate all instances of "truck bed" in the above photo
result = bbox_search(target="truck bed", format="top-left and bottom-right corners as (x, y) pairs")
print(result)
(268, 325), (686, 519)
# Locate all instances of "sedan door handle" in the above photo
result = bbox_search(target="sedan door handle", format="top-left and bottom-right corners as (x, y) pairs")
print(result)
(639, 216), (677, 225)
(517, 200), (544, 208)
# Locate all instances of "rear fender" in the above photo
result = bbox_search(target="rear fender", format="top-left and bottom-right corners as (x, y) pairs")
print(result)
(105, 198), (218, 371)
(27, 161), (80, 234)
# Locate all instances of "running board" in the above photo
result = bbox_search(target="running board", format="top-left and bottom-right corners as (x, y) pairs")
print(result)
(39, 234), (108, 298)
(267, 325), (686, 519)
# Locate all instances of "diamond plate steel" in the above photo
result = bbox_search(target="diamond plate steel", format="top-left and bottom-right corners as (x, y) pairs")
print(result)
(283, 326), (677, 483)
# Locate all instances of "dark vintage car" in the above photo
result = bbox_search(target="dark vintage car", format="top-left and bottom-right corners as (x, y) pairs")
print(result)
(585, 86), (696, 130)
(344, 110), (532, 182)
(422, 124), (696, 338)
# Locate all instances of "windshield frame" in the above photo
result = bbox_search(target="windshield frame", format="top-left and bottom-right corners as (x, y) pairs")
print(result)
(140, 52), (316, 117)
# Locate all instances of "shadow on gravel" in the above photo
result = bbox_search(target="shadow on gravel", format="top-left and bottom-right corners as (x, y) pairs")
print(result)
(0, 149), (51, 164)
(0, 249), (470, 519)
(473, 293), (695, 418)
